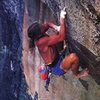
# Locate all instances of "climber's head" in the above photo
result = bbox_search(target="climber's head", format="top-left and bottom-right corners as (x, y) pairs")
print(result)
(28, 22), (49, 42)
(28, 22), (42, 41)
(28, 22), (49, 49)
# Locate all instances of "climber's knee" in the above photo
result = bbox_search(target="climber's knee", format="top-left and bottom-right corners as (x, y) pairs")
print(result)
(69, 53), (79, 62)
(61, 53), (78, 66)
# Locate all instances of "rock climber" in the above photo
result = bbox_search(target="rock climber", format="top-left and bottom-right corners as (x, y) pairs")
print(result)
(27, 8), (89, 80)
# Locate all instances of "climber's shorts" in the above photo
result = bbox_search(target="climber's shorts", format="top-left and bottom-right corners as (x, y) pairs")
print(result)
(47, 53), (66, 75)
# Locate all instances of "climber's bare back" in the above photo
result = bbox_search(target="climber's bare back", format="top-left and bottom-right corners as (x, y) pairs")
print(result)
(36, 35), (59, 64)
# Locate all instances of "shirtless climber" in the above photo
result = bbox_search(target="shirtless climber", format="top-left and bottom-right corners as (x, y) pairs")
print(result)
(27, 8), (89, 79)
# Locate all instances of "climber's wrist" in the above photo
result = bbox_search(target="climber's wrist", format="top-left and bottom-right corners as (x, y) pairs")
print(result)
(48, 22), (60, 31)
(53, 25), (60, 31)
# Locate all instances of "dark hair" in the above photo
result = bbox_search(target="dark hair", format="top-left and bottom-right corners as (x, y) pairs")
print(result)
(28, 22), (42, 42)
(27, 22), (49, 48)
(29, 38), (35, 48)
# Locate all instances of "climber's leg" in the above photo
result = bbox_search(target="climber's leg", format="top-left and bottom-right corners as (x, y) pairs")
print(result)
(60, 53), (89, 78)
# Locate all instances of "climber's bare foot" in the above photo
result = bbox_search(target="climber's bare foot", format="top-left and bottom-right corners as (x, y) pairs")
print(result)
(74, 68), (89, 78)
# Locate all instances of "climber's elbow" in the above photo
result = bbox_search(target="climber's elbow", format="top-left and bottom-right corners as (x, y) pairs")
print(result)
(58, 32), (65, 41)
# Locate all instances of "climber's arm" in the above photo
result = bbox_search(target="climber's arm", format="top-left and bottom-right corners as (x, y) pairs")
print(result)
(48, 7), (67, 33)
(36, 8), (66, 46)
(46, 17), (66, 45)
(47, 8), (67, 45)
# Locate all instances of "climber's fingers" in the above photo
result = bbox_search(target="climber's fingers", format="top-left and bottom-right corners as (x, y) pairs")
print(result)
(60, 7), (67, 19)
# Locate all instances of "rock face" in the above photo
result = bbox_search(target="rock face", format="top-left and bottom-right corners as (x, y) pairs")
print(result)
(24, 0), (100, 100)
(0, 0), (25, 100)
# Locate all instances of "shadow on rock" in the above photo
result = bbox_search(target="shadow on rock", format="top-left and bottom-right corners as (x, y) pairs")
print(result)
(68, 38), (100, 86)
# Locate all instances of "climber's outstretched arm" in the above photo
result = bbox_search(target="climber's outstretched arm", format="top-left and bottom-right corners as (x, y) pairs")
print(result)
(41, 7), (67, 33)
(36, 8), (67, 46)
(47, 7), (67, 32)
(46, 8), (67, 45)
